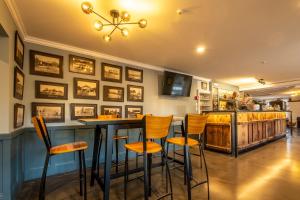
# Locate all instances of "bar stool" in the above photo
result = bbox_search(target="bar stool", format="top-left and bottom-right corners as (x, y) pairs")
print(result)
(124, 115), (174, 200)
(166, 114), (209, 200)
(32, 116), (88, 200)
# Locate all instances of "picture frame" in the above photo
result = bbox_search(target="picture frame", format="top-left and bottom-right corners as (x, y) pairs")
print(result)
(35, 81), (68, 100)
(125, 67), (143, 83)
(14, 66), (25, 100)
(70, 103), (97, 120)
(30, 50), (64, 78)
(32, 102), (65, 123)
(125, 105), (143, 118)
(69, 54), (96, 76)
(103, 85), (124, 102)
(101, 63), (123, 83)
(73, 78), (99, 100)
(14, 103), (25, 128)
(127, 85), (144, 102)
(101, 105), (122, 118)
(201, 81), (208, 90)
(14, 31), (24, 69)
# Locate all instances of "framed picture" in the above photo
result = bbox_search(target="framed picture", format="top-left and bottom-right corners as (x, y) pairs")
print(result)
(101, 63), (122, 83)
(74, 78), (99, 100)
(14, 103), (25, 128)
(127, 85), (144, 102)
(14, 31), (24, 69)
(70, 103), (97, 120)
(103, 85), (124, 102)
(30, 50), (64, 78)
(101, 106), (122, 118)
(125, 67), (143, 83)
(14, 66), (24, 100)
(201, 81), (208, 90)
(125, 105), (143, 118)
(69, 55), (95, 75)
(32, 102), (65, 123)
(35, 81), (68, 100)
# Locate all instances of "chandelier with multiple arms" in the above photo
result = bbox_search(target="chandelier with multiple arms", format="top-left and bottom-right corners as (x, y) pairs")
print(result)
(81, 1), (147, 42)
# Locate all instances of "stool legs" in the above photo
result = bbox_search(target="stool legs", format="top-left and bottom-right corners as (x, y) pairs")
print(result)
(79, 150), (87, 200)
(39, 153), (50, 200)
(199, 143), (210, 199)
(82, 151), (87, 200)
(184, 145), (192, 200)
(124, 149), (129, 200)
(79, 151), (83, 196)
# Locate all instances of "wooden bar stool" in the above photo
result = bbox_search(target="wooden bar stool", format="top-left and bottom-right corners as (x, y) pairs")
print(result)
(166, 114), (209, 200)
(124, 115), (174, 200)
(32, 116), (88, 200)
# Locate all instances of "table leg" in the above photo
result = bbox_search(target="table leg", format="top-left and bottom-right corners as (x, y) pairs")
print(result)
(90, 125), (101, 186)
(184, 144), (192, 200)
(103, 124), (114, 200)
(143, 150), (149, 200)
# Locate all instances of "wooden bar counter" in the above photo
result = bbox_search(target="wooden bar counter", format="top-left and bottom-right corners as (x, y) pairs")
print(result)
(203, 111), (287, 156)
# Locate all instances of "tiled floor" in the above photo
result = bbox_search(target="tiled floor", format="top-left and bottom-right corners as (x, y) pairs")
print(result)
(18, 129), (300, 200)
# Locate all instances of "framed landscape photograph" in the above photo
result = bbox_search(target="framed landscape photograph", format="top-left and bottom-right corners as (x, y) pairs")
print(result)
(125, 105), (143, 118)
(14, 103), (25, 128)
(101, 63), (122, 83)
(70, 103), (97, 120)
(32, 102), (65, 123)
(126, 67), (143, 83)
(14, 66), (24, 100)
(127, 85), (144, 102)
(103, 85), (124, 102)
(69, 55), (95, 75)
(101, 106), (122, 118)
(74, 78), (99, 100)
(30, 50), (63, 78)
(14, 31), (24, 69)
(35, 81), (68, 100)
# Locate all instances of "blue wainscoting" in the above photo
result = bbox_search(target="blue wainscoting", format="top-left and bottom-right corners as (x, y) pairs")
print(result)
(0, 140), (3, 199)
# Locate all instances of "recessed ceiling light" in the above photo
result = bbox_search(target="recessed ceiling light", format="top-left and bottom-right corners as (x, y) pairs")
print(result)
(176, 9), (183, 15)
(196, 46), (206, 54)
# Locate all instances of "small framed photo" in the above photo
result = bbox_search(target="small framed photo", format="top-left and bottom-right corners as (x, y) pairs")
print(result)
(32, 102), (65, 123)
(127, 85), (144, 102)
(70, 103), (97, 120)
(30, 50), (64, 78)
(14, 103), (25, 128)
(14, 66), (25, 100)
(201, 81), (208, 91)
(126, 67), (143, 83)
(14, 31), (24, 69)
(103, 85), (124, 102)
(74, 78), (99, 100)
(101, 63), (122, 83)
(35, 81), (68, 100)
(69, 55), (95, 76)
(125, 105), (143, 118)
(101, 106), (122, 118)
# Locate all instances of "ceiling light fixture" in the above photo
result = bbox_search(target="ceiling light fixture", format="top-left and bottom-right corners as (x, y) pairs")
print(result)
(81, 1), (147, 42)
(196, 46), (206, 54)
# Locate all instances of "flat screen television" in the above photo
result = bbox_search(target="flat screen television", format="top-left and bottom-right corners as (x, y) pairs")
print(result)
(162, 71), (192, 97)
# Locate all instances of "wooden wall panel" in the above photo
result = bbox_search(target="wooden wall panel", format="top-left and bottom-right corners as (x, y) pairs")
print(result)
(237, 124), (248, 147)
(248, 124), (253, 144)
(206, 125), (231, 150)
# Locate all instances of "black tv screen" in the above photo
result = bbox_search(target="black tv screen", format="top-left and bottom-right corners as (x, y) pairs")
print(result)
(162, 71), (192, 97)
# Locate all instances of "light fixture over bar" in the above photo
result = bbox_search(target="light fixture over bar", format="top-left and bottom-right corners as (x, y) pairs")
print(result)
(81, 1), (147, 42)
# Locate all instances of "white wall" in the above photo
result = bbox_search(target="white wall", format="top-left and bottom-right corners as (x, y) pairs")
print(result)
(289, 102), (300, 123)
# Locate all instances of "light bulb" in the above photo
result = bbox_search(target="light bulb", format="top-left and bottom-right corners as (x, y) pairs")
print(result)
(196, 46), (206, 54)
(121, 11), (130, 21)
(94, 21), (103, 31)
(138, 19), (147, 28)
(103, 35), (111, 42)
(121, 28), (129, 37)
(81, 2), (93, 14)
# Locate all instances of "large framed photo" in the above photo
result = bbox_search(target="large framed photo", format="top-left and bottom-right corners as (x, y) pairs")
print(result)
(101, 63), (122, 83)
(74, 78), (99, 100)
(70, 103), (97, 120)
(35, 81), (68, 100)
(69, 55), (95, 76)
(126, 67), (143, 83)
(127, 85), (144, 102)
(14, 31), (24, 69)
(30, 50), (63, 78)
(125, 105), (143, 118)
(103, 85), (124, 102)
(32, 102), (65, 123)
(14, 66), (25, 100)
(14, 103), (25, 128)
(101, 106), (122, 118)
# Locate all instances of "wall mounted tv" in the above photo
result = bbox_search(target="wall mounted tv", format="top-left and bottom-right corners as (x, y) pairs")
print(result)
(162, 71), (193, 97)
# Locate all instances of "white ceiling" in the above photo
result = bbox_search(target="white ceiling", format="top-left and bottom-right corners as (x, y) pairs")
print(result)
(9, 0), (300, 85)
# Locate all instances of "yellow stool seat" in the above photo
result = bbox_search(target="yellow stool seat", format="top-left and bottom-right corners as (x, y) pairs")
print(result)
(125, 141), (162, 154)
(50, 141), (88, 155)
(167, 137), (199, 147)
